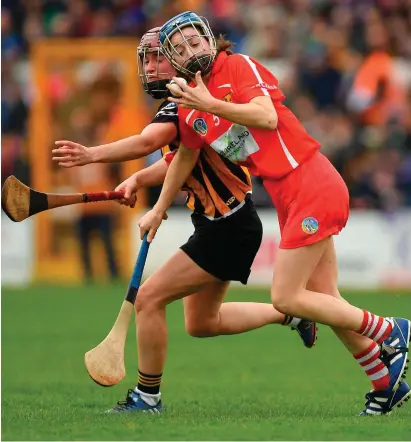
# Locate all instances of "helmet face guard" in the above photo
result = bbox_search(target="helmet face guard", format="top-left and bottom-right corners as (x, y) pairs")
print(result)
(159, 11), (217, 78)
(137, 27), (175, 99)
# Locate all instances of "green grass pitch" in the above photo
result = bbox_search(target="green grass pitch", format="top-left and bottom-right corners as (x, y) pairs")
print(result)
(2, 284), (411, 440)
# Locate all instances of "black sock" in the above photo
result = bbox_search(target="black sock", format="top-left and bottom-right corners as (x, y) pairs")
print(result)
(137, 370), (162, 395)
(282, 315), (293, 326)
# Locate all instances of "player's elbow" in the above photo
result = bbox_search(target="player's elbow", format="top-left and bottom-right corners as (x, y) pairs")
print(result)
(251, 98), (278, 130)
(261, 112), (278, 130)
(179, 145), (200, 166)
(251, 110), (278, 130)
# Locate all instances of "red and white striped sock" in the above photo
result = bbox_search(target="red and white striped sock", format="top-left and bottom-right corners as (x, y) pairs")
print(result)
(354, 342), (390, 390)
(359, 311), (392, 344)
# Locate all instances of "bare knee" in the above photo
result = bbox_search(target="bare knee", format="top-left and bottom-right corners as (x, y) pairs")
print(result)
(134, 283), (161, 314)
(271, 299), (295, 316)
(271, 286), (297, 315)
(185, 319), (218, 338)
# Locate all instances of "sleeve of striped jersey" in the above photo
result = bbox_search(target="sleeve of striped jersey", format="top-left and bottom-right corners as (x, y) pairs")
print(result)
(229, 54), (285, 103)
(151, 101), (179, 126)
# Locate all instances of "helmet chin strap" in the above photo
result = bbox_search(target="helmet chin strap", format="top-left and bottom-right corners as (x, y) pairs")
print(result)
(146, 79), (171, 99)
(185, 53), (214, 77)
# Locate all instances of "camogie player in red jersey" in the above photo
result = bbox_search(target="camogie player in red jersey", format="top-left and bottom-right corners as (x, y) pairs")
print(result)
(53, 27), (318, 414)
(138, 11), (411, 415)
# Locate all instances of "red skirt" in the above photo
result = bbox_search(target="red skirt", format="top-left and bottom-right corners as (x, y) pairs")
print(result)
(263, 151), (350, 249)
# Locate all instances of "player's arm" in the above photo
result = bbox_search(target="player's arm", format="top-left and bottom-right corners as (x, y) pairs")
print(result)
(115, 157), (169, 208)
(169, 72), (277, 131)
(52, 122), (177, 167)
(138, 145), (199, 242)
(208, 96), (277, 130)
(154, 146), (198, 213)
(134, 157), (169, 188)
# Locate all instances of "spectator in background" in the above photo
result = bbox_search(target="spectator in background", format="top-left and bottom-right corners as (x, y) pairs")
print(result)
(67, 0), (93, 37)
(346, 14), (407, 127)
(48, 66), (124, 283)
(22, 13), (45, 47)
(67, 106), (119, 284)
(1, 132), (30, 188)
(1, 0), (411, 214)
(397, 97), (411, 206)
(1, 81), (28, 133)
(2, 8), (23, 61)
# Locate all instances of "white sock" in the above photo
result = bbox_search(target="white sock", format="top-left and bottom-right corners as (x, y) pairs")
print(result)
(289, 317), (302, 328)
(134, 387), (161, 406)
(282, 315), (302, 328)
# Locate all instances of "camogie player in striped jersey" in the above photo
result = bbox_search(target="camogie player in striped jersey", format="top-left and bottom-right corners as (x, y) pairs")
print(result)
(53, 28), (316, 413)
(138, 12), (411, 416)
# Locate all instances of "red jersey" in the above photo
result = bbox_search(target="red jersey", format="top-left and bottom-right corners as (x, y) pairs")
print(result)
(178, 52), (321, 179)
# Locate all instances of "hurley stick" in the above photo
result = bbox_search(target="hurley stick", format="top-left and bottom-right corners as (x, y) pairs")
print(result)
(85, 234), (150, 386)
(1, 175), (124, 222)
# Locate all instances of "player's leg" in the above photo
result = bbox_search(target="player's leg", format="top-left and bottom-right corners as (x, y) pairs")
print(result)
(108, 247), (307, 414)
(184, 280), (283, 337)
(308, 238), (411, 414)
(271, 237), (362, 326)
(108, 196), (314, 413)
(112, 247), (289, 414)
(307, 238), (390, 390)
(183, 281), (316, 347)
(271, 239), (410, 391)
(135, 250), (217, 373)
(272, 239), (391, 337)
(108, 249), (218, 414)
(265, 153), (409, 383)
(180, 197), (315, 345)
(135, 249), (310, 388)
(76, 215), (92, 282)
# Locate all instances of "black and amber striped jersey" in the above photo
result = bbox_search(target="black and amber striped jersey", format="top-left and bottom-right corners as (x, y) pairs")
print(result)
(151, 101), (252, 220)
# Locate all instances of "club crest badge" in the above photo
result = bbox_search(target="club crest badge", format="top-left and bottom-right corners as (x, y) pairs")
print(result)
(301, 217), (319, 235)
(222, 92), (232, 102)
(193, 118), (208, 136)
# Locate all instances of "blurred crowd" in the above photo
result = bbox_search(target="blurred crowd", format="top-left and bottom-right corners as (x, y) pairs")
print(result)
(2, 0), (411, 213)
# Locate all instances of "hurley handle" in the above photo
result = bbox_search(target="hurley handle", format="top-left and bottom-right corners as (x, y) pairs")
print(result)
(125, 233), (150, 303)
(82, 190), (125, 203)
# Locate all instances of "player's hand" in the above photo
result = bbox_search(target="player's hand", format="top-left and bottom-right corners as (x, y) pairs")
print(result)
(167, 72), (217, 112)
(52, 141), (94, 167)
(138, 208), (168, 242)
(115, 174), (139, 208)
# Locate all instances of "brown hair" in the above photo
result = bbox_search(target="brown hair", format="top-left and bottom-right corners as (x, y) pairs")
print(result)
(216, 34), (235, 55)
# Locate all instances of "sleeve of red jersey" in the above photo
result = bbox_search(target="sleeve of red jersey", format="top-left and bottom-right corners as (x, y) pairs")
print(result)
(178, 111), (204, 150)
(229, 54), (285, 103)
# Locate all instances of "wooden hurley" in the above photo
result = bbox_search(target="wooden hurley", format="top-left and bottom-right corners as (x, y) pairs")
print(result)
(85, 235), (150, 387)
(84, 300), (135, 387)
(1, 175), (124, 222)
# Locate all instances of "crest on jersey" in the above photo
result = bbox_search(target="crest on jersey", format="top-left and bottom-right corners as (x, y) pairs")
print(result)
(222, 92), (232, 102)
(301, 217), (319, 235)
(193, 118), (208, 136)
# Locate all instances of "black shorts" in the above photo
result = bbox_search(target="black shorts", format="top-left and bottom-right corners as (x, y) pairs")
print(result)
(180, 195), (263, 284)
